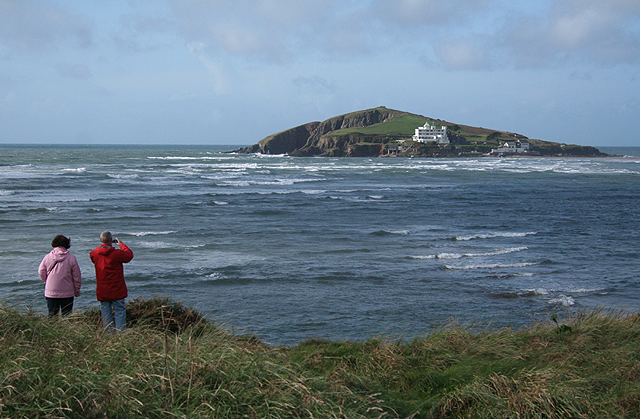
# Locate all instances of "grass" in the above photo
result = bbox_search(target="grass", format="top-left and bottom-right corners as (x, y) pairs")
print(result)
(324, 113), (508, 149)
(330, 115), (430, 137)
(2, 299), (640, 418)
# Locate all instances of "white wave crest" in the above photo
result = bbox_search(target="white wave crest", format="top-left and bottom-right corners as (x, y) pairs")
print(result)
(568, 288), (605, 293)
(137, 241), (172, 249)
(202, 272), (225, 281)
(128, 231), (177, 237)
(548, 295), (575, 306)
(107, 173), (140, 180)
(455, 232), (537, 241)
(414, 246), (528, 260)
(435, 253), (462, 259)
(465, 247), (529, 257)
(521, 288), (549, 296)
(445, 262), (538, 270)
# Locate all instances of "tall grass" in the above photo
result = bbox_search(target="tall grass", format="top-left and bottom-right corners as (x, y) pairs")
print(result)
(2, 300), (640, 418)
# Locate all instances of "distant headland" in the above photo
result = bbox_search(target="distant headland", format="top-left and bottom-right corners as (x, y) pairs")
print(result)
(234, 106), (607, 158)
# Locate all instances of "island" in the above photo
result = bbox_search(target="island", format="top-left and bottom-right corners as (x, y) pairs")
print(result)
(234, 106), (607, 157)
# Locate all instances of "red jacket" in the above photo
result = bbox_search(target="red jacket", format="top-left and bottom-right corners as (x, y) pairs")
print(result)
(90, 243), (134, 301)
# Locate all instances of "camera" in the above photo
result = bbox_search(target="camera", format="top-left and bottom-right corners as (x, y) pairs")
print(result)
(113, 238), (119, 244)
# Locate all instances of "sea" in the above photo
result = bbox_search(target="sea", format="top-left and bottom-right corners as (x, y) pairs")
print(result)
(1, 145), (639, 346)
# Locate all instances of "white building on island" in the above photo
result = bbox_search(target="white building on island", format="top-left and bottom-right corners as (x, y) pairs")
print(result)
(491, 141), (531, 154)
(412, 122), (449, 144)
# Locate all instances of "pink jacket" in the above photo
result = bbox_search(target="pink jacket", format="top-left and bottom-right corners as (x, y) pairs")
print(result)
(38, 247), (82, 298)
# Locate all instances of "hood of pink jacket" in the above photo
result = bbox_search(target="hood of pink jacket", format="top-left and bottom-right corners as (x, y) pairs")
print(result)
(51, 247), (71, 262)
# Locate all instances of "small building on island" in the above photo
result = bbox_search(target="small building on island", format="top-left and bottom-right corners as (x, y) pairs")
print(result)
(491, 141), (530, 155)
(413, 122), (449, 144)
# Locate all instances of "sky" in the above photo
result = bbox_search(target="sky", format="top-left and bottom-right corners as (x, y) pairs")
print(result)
(1, 0), (639, 147)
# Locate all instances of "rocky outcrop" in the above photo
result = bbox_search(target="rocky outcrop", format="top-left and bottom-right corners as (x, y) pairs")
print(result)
(235, 107), (412, 156)
(234, 122), (320, 155)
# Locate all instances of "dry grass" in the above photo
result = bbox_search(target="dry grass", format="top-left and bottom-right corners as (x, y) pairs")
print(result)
(2, 301), (640, 418)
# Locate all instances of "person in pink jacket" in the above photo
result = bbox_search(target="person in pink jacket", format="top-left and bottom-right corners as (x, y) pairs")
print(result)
(38, 235), (82, 317)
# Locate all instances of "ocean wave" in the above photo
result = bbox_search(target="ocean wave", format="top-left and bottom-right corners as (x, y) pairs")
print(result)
(444, 261), (538, 270)
(415, 159), (640, 175)
(566, 288), (606, 294)
(520, 288), (550, 296)
(106, 173), (140, 180)
(221, 178), (323, 187)
(412, 246), (529, 260)
(371, 229), (411, 236)
(137, 240), (173, 249)
(548, 295), (575, 306)
(147, 156), (237, 161)
(127, 231), (177, 237)
(531, 287), (606, 295)
(494, 289), (582, 305)
(490, 272), (535, 278)
(201, 272), (225, 282)
(62, 167), (87, 173)
(453, 232), (537, 241)
(420, 253), (457, 260)
(468, 247), (529, 257)
(493, 288), (551, 299)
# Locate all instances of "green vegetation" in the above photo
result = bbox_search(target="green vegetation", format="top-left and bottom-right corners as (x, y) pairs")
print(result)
(2, 298), (639, 418)
(330, 114), (430, 137)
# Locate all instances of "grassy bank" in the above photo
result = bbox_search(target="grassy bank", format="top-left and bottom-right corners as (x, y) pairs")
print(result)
(1, 298), (640, 418)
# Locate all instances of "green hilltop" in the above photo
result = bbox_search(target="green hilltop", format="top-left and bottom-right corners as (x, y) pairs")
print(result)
(235, 107), (607, 157)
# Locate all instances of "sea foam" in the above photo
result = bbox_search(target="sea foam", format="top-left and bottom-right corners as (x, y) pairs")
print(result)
(454, 232), (537, 241)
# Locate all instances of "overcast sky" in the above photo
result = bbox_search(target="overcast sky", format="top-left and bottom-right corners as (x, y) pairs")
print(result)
(1, 0), (639, 147)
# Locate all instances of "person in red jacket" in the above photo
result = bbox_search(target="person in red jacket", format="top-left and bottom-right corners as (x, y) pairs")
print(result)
(90, 231), (134, 331)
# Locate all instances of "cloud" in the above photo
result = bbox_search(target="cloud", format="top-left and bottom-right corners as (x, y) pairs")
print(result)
(293, 75), (336, 95)
(499, 0), (640, 67)
(187, 42), (231, 95)
(163, 0), (640, 71)
(169, 0), (344, 62)
(111, 12), (174, 52)
(373, 0), (492, 26)
(5, 0), (636, 73)
(55, 62), (92, 80)
(434, 37), (496, 70)
(0, 0), (93, 54)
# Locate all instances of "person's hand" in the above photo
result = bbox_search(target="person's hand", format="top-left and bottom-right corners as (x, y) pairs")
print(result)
(75, 291), (81, 297)
(113, 238), (120, 245)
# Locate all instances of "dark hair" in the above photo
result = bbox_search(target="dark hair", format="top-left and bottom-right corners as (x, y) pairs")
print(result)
(51, 235), (71, 249)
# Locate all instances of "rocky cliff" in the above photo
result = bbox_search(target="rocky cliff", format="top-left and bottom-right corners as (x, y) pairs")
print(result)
(234, 107), (416, 157)
(235, 122), (320, 155)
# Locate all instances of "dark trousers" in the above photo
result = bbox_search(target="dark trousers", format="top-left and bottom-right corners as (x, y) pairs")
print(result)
(46, 297), (74, 318)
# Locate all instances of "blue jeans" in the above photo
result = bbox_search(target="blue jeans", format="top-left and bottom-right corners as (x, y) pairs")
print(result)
(100, 299), (126, 331)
